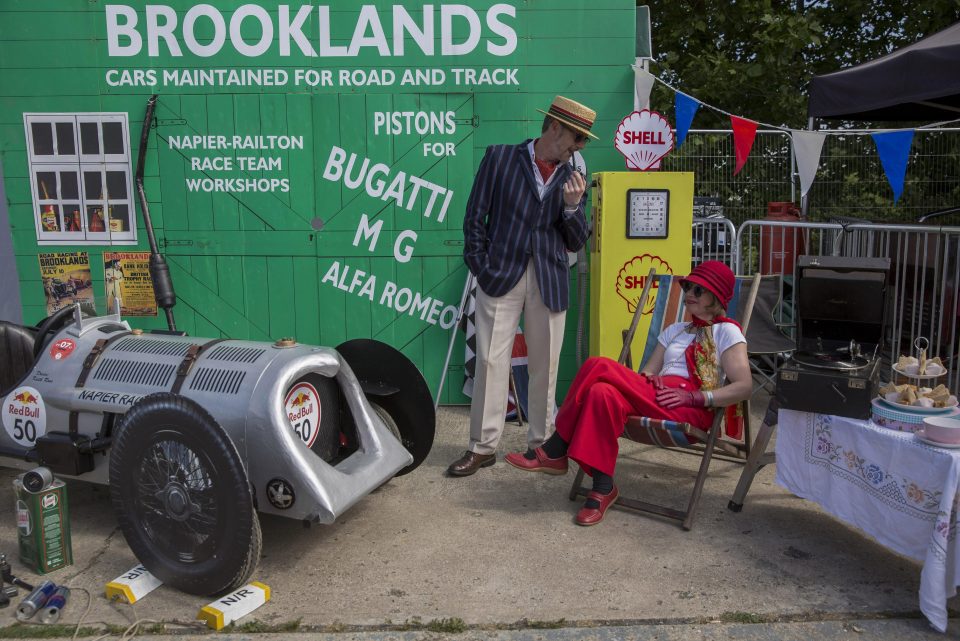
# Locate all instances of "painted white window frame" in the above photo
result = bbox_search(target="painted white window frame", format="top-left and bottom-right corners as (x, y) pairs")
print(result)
(24, 113), (137, 245)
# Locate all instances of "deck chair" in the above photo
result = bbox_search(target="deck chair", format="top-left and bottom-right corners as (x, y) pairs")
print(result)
(568, 269), (761, 530)
(739, 275), (795, 395)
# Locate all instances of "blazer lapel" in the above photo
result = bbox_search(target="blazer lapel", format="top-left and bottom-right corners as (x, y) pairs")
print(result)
(515, 142), (540, 201)
(544, 162), (572, 200)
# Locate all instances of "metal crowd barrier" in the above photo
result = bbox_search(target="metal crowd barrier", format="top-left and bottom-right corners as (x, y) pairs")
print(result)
(735, 219), (960, 395)
(692, 217), (737, 268)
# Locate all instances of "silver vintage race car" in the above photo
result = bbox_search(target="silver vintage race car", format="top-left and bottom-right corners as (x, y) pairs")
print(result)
(0, 302), (435, 595)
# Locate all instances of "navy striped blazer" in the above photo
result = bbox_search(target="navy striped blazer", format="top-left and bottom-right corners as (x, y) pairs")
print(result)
(463, 141), (591, 312)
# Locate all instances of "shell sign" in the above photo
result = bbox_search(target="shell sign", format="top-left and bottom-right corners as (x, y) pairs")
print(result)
(614, 110), (675, 171)
(616, 254), (674, 314)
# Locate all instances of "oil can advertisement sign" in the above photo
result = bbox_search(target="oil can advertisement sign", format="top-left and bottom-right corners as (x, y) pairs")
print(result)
(38, 252), (95, 316)
(104, 252), (157, 316)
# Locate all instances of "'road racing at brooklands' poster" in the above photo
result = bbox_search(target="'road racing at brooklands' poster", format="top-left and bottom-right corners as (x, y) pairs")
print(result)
(38, 251), (96, 316)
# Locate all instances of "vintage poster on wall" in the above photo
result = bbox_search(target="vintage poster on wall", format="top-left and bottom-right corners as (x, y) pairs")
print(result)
(104, 251), (157, 316)
(38, 252), (95, 316)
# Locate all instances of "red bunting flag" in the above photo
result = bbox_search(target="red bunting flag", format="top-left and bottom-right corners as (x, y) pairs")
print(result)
(730, 115), (758, 175)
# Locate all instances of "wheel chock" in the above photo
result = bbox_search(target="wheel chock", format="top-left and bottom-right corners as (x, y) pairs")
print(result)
(197, 582), (271, 630)
(105, 564), (162, 604)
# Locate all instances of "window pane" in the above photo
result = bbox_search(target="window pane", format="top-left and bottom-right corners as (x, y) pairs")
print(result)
(106, 171), (127, 199)
(109, 204), (130, 232)
(60, 171), (79, 200)
(103, 122), (124, 154)
(87, 205), (106, 232)
(40, 205), (61, 232)
(80, 122), (100, 155)
(31, 122), (54, 155)
(55, 122), (76, 155)
(36, 172), (57, 199)
(65, 207), (82, 232)
(84, 171), (103, 199)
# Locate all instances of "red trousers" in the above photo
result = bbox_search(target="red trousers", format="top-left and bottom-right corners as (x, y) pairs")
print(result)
(554, 357), (712, 477)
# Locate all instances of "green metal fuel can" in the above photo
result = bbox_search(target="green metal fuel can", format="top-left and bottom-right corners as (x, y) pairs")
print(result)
(14, 470), (73, 574)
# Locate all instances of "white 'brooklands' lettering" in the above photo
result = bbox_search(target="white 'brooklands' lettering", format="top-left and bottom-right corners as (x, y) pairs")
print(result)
(105, 4), (517, 58)
(322, 146), (453, 223)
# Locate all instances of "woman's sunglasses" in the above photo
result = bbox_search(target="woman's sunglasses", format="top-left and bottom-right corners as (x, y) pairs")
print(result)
(681, 282), (707, 297)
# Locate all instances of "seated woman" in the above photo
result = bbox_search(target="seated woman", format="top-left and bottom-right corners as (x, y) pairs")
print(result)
(504, 261), (752, 526)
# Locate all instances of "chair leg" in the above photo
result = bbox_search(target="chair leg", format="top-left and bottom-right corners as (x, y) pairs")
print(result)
(728, 396), (780, 512)
(568, 466), (586, 501)
(681, 424), (720, 530)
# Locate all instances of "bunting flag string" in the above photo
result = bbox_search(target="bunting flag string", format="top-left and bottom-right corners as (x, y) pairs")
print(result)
(674, 91), (700, 149)
(730, 115), (758, 176)
(634, 66), (656, 111)
(871, 130), (915, 203)
(630, 64), (960, 203)
(792, 131), (827, 198)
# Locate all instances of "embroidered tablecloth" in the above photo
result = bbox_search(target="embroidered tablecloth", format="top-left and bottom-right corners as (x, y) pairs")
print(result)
(775, 409), (960, 633)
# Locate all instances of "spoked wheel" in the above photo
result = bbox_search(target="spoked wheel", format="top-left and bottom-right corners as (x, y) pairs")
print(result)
(110, 393), (261, 596)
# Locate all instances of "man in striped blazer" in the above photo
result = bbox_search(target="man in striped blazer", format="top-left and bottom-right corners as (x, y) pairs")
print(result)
(448, 96), (597, 477)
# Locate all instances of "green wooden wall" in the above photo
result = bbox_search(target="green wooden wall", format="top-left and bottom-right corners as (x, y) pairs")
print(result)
(0, 1), (637, 403)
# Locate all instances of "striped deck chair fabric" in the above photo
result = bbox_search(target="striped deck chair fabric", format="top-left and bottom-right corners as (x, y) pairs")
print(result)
(569, 270), (760, 530)
(625, 274), (750, 448)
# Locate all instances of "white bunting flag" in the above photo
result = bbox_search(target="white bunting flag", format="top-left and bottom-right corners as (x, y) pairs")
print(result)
(633, 66), (656, 111)
(792, 130), (828, 198)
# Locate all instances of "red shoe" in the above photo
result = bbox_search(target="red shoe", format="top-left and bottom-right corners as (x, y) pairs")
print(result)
(575, 486), (619, 526)
(504, 447), (568, 475)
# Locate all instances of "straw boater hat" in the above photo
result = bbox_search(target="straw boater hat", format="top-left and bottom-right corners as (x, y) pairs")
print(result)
(537, 96), (598, 140)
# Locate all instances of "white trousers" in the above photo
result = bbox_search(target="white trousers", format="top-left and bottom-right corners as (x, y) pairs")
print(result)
(469, 261), (566, 454)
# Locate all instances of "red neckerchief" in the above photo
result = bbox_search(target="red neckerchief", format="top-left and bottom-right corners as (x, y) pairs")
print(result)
(534, 157), (558, 182)
(683, 315), (744, 439)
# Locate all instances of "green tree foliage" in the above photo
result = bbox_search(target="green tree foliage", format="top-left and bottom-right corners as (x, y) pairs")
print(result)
(647, 1), (960, 223)
(647, 0), (960, 128)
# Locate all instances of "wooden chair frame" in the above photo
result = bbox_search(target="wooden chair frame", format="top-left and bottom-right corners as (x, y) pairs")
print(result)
(568, 269), (761, 530)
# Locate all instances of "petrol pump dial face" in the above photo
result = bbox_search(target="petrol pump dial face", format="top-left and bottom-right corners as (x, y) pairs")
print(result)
(626, 189), (670, 239)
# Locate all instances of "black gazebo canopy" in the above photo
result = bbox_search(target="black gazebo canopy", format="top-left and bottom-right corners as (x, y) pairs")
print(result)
(808, 21), (960, 121)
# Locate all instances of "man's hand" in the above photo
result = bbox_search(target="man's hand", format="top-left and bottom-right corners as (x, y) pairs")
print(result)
(656, 388), (705, 409)
(563, 171), (586, 208)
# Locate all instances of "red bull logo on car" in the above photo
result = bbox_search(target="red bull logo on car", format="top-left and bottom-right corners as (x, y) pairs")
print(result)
(283, 382), (321, 448)
(3, 386), (47, 447)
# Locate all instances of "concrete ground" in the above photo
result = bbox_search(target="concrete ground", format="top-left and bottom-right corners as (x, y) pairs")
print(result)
(1, 391), (958, 639)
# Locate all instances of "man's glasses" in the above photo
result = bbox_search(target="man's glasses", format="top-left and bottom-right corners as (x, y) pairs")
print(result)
(564, 124), (589, 144)
(681, 282), (707, 297)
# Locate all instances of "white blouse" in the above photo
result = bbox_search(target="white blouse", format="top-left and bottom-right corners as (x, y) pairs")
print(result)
(657, 321), (746, 379)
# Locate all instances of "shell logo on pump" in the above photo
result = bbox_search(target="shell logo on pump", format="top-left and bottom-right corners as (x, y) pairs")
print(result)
(616, 254), (674, 314)
(284, 382), (321, 448)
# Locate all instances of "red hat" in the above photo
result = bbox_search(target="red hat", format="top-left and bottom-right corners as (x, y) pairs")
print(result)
(680, 261), (735, 308)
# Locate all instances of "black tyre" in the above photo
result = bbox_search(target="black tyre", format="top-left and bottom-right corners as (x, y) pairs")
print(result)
(109, 393), (261, 596)
(337, 339), (435, 476)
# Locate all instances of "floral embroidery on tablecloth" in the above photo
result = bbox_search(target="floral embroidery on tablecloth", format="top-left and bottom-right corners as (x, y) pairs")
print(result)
(807, 413), (942, 515)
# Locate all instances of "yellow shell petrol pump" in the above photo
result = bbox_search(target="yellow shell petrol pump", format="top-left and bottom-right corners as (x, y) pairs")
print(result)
(589, 171), (694, 365)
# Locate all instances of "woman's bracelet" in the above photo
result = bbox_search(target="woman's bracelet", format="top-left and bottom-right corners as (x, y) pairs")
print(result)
(703, 390), (714, 408)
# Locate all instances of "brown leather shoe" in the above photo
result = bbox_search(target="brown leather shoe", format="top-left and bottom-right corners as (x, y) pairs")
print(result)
(447, 451), (496, 477)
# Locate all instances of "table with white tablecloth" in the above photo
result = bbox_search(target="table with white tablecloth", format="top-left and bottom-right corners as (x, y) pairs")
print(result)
(776, 409), (960, 633)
